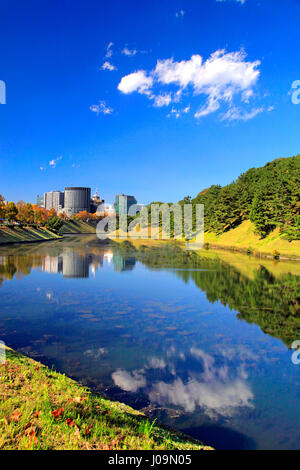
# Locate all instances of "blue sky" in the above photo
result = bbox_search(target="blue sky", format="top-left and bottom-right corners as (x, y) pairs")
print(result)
(1, 0), (300, 205)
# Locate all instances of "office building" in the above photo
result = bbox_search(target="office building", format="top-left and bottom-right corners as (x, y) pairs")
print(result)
(44, 191), (64, 212)
(64, 187), (91, 217)
(114, 194), (137, 215)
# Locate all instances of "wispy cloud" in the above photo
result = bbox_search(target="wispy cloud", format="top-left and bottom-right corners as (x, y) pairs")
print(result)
(40, 155), (62, 171)
(175, 9), (185, 17)
(90, 100), (113, 115)
(117, 49), (264, 121)
(167, 105), (190, 119)
(221, 105), (274, 122)
(122, 47), (137, 56)
(105, 42), (114, 58)
(101, 61), (117, 71)
(216, 0), (246, 4)
(49, 155), (62, 168)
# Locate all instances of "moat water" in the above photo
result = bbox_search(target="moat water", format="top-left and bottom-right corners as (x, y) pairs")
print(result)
(0, 236), (299, 449)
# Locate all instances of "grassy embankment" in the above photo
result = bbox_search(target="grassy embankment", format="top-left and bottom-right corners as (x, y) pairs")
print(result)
(109, 219), (300, 260)
(60, 220), (96, 234)
(203, 220), (300, 260)
(0, 347), (211, 450)
(0, 226), (61, 245)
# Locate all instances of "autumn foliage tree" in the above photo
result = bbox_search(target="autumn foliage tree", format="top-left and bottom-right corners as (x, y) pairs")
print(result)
(0, 194), (5, 219)
(5, 202), (18, 222)
(16, 202), (34, 225)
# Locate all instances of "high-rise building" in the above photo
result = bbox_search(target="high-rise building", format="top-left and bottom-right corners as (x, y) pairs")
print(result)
(64, 187), (91, 217)
(44, 191), (64, 212)
(36, 194), (44, 207)
(114, 194), (137, 215)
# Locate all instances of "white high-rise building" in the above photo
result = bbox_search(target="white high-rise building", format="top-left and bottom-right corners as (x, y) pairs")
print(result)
(44, 191), (65, 212)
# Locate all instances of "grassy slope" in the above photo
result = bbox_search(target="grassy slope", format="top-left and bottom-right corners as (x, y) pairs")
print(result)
(0, 226), (60, 245)
(109, 221), (300, 259)
(0, 348), (212, 450)
(204, 220), (300, 259)
(61, 220), (96, 234)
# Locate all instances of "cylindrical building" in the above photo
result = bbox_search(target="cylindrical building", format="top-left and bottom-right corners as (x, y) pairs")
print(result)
(64, 187), (91, 217)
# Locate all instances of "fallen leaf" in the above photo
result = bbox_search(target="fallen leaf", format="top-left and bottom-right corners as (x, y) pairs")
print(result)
(51, 407), (64, 418)
(25, 426), (36, 436)
(66, 418), (75, 426)
(10, 411), (21, 422)
(85, 425), (92, 435)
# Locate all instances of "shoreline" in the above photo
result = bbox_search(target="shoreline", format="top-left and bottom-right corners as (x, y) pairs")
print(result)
(0, 346), (212, 450)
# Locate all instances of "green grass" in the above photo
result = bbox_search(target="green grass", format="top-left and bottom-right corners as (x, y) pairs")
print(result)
(203, 220), (300, 259)
(60, 220), (96, 234)
(0, 348), (212, 450)
(0, 226), (61, 245)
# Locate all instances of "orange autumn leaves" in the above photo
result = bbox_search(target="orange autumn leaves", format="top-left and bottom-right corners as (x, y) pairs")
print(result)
(8, 409), (41, 448)
(51, 398), (91, 436)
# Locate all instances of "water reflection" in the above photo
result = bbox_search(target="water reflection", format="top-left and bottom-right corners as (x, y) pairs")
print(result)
(0, 237), (300, 449)
(112, 348), (254, 418)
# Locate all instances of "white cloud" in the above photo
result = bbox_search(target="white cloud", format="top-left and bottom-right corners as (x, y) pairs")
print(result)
(149, 375), (253, 417)
(175, 10), (185, 17)
(112, 369), (146, 392)
(148, 348), (254, 417)
(49, 155), (62, 168)
(168, 105), (190, 118)
(221, 106), (263, 121)
(154, 50), (259, 95)
(122, 47), (137, 56)
(105, 42), (114, 58)
(118, 49), (262, 120)
(217, 0), (246, 4)
(147, 357), (166, 369)
(101, 61), (117, 71)
(40, 166), (46, 171)
(153, 94), (172, 107)
(90, 101), (113, 115)
(117, 70), (153, 95)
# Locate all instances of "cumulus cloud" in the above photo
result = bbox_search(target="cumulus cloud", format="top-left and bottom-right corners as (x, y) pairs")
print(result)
(90, 100), (113, 115)
(112, 369), (146, 392)
(101, 61), (117, 71)
(149, 348), (254, 417)
(117, 70), (153, 95)
(117, 49), (263, 120)
(149, 375), (253, 417)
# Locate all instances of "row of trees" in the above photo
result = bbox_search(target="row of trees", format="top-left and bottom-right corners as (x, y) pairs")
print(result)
(182, 155), (300, 241)
(0, 196), (103, 232)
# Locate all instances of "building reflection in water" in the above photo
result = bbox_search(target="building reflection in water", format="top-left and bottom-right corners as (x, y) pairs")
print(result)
(113, 253), (136, 272)
(40, 249), (136, 278)
(0, 247), (137, 282)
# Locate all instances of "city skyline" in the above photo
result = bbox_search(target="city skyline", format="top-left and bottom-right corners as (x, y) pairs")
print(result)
(1, 0), (300, 205)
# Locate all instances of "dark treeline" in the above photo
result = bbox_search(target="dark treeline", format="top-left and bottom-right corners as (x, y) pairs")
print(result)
(180, 155), (300, 241)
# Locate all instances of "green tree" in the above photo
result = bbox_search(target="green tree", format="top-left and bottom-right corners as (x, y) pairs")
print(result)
(46, 216), (63, 233)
